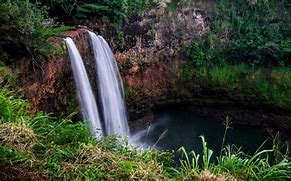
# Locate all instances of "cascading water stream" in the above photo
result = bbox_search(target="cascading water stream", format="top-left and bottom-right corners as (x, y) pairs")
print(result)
(88, 31), (129, 136)
(65, 37), (103, 138)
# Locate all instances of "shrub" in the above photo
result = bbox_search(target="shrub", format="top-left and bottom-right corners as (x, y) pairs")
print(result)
(127, 0), (161, 14)
(0, 0), (52, 59)
(38, 0), (129, 24)
(185, 32), (220, 66)
(76, 0), (128, 24)
(38, 0), (161, 24)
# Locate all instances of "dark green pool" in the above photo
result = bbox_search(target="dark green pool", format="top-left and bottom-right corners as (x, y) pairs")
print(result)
(131, 109), (271, 158)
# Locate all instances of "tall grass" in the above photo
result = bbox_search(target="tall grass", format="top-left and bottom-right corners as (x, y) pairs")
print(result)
(215, 143), (291, 180)
(0, 87), (28, 123)
(175, 122), (291, 181)
(209, 64), (251, 88)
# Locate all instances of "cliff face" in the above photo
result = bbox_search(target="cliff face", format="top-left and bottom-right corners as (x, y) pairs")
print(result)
(13, 30), (97, 116)
(14, 4), (210, 119)
(115, 5), (210, 119)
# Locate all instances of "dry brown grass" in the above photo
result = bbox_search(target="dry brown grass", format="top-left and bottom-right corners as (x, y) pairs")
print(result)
(0, 166), (49, 181)
(0, 123), (36, 150)
(57, 143), (168, 180)
(198, 170), (237, 181)
(174, 170), (237, 181)
(130, 160), (167, 181)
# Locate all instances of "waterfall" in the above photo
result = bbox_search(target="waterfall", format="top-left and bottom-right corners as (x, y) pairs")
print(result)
(88, 31), (129, 136)
(65, 37), (103, 138)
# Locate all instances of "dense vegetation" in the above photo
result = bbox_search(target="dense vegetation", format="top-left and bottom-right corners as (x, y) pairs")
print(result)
(0, 0), (51, 59)
(36, 0), (160, 23)
(186, 0), (290, 67)
(183, 0), (291, 112)
(0, 0), (160, 60)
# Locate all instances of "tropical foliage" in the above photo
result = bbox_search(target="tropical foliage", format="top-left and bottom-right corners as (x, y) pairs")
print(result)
(0, 0), (52, 58)
(186, 0), (290, 66)
(36, 0), (161, 23)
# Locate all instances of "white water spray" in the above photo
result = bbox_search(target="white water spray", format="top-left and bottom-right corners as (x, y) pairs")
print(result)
(88, 31), (129, 136)
(65, 37), (103, 138)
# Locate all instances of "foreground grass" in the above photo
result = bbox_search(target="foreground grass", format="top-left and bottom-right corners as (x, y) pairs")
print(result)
(0, 87), (171, 180)
(175, 136), (291, 181)
(0, 86), (290, 180)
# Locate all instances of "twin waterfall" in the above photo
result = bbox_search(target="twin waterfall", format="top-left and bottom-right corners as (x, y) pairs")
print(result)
(65, 31), (129, 138)
(65, 38), (102, 138)
(89, 32), (129, 136)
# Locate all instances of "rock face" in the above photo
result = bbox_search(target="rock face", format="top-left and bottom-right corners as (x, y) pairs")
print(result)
(114, 5), (210, 120)
(13, 30), (97, 116)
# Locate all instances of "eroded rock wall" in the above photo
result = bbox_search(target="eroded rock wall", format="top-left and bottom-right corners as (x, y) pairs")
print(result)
(114, 5), (210, 120)
(13, 29), (97, 116)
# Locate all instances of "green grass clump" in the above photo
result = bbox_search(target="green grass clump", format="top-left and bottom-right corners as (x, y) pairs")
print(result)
(174, 134), (291, 181)
(0, 146), (32, 166)
(209, 65), (248, 88)
(0, 67), (17, 86)
(38, 26), (75, 37)
(270, 67), (291, 90)
(0, 87), (28, 123)
(215, 145), (291, 180)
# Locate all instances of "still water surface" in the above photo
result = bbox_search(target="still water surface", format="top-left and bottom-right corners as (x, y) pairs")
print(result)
(133, 109), (271, 158)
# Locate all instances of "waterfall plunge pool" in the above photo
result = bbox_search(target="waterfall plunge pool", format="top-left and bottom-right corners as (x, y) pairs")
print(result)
(131, 109), (272, 161)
